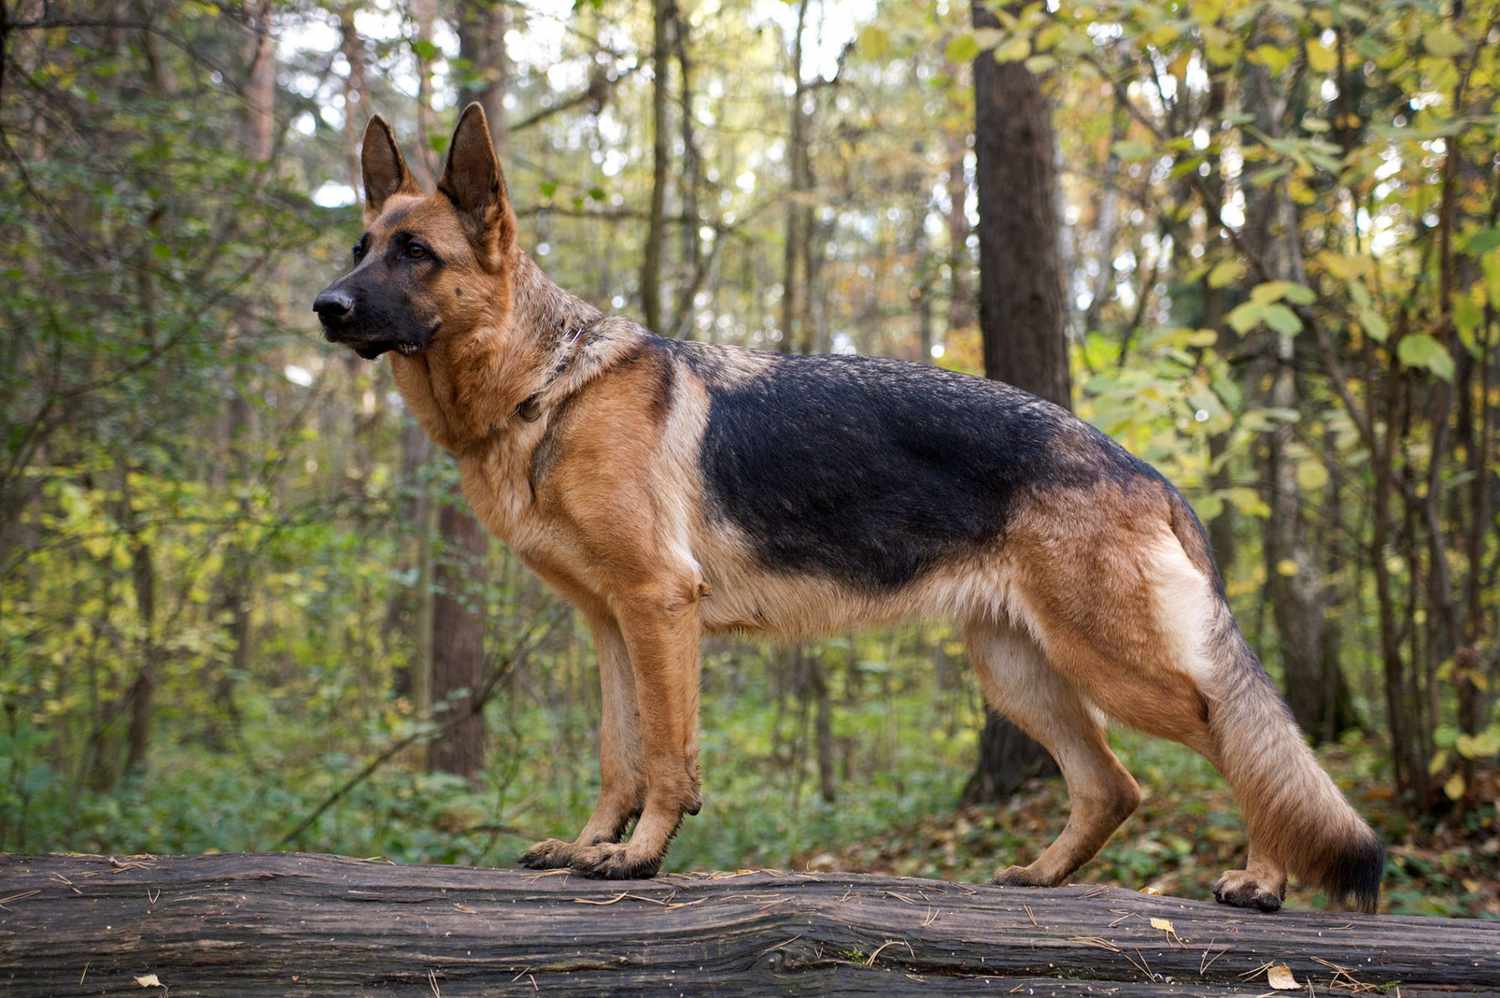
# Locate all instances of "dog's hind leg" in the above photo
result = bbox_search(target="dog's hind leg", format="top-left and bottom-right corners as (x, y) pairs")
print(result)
(967, 621), (1141, 887)
(520, 613), (645, 870)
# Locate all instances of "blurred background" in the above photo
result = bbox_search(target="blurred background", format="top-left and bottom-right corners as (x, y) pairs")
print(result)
(1, 0), (1496, 916)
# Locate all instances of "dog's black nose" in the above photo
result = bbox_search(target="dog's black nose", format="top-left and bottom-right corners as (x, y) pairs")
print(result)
(313, 288), (355, 323)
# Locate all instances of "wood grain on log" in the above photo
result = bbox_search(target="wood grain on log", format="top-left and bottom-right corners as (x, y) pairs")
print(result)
(2, 853), (1496, 995)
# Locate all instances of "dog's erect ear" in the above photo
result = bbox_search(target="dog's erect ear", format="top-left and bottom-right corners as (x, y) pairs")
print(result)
(437, 102), (516, 269)
(361, 115), (417, 222)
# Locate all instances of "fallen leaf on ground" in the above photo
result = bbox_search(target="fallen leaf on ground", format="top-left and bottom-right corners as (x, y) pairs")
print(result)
(1267, 963), (1300, 990)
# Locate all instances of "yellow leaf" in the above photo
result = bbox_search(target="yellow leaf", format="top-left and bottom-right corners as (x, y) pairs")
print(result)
(1208, 259), (1246, 288)
(1150, 916), (1174, 932)
(1307, 39), (1336, 73)
(993, 37), (1030, 63)
(857, 24), (891, 61)
(1445, 773), (1466, 800)
(1296, 461), (1329, 490)
(135, 975), (165, 989)
(1276, 559), (1299, 577)
(1268, 963), (1300, 990)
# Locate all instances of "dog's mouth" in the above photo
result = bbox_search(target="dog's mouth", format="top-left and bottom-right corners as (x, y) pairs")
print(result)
(329, 323), (440, 361)
(348, 340), (422, 360)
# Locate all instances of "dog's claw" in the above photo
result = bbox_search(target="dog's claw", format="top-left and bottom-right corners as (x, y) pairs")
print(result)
(519, 838), (576, 870)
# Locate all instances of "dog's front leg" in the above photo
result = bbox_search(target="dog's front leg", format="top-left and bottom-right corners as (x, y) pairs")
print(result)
(520, 614), (645, 870)
(570, 583), (702, 879)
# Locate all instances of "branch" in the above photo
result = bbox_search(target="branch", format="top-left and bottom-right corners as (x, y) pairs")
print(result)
(274, 610), (565, 849)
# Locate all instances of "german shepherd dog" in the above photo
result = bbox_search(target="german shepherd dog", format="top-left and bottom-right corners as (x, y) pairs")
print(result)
(314, 104), (1383, 913)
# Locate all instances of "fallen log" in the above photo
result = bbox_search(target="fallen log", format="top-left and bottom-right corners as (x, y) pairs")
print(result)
(1, 852), (1495, 995)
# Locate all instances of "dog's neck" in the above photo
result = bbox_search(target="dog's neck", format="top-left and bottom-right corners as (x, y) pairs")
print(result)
(390, 252), (641, 457)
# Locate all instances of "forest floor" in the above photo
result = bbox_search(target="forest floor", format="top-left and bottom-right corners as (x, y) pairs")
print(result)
(793, 745), (1500, 919)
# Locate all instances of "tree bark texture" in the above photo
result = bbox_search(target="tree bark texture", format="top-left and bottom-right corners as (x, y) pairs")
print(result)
(963, 1), (1069, 804)
(456, 0), (509, 151)
(2, 853), (1494, 996)
(640, 0), (671, 333)
(428, 501), (488, 780)
(1240, 59), (1356, 744)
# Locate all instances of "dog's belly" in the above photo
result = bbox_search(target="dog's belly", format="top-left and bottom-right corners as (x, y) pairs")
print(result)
(692, 547), (1013, 640)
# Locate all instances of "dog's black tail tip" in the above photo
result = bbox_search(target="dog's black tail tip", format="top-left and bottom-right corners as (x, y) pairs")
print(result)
(1325, 833), (1385, 914)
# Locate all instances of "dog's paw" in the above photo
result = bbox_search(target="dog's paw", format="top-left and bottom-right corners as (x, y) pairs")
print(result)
(570, 842), (662, 880)
(993, 864), (1056, 888)
(519, 838), (577, 870)
(1213, 869), (1284, 912)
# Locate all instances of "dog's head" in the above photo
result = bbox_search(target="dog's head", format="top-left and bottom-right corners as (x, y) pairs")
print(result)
(313, 103), (517, 360)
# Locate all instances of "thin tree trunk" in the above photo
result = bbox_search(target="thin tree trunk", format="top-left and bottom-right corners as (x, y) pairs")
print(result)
(962, 0), (1067, 804)
(456, 0), (508, 148)
(430, 1), (503, 780)
(428, 502), (488, 779)
(410, 0), (439, 186)
(943, 128), (973, 338)
(1240, 59), (1354, 743)
(780, 0), (812, 353)
(640, 0), (671, 333)
(338, 7), (367, 195)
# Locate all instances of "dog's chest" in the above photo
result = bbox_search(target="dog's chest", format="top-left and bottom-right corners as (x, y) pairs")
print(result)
(458, 443), (546, 554)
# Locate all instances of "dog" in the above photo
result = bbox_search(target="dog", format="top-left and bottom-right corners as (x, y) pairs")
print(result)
(314, 103), (1383, 912)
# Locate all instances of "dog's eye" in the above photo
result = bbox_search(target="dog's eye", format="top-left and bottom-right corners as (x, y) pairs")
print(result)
(405, 241), (429, 260)
(352, 236), (368, 261)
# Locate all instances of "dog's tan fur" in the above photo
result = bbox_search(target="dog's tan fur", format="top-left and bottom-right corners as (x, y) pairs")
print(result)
(323, 104), (1382, 908)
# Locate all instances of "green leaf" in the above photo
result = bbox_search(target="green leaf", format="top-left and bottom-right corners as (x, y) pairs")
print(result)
(411, 39), (440, 61)
(1262, 303), (1303, 336)
(1397, 334), (1455, 380)
(1461, 227), (1500, 255)
(945, 33), (979, 64)
(1249, 280), (1314, 305)
(1422, 26), (1466, 58)
(1359, 307), (1389, 341)
(1226, 301), (1266, 334)
(1110, 139), (1155, 161)
(993, 37), (1030, 63)
(1454, 295), (1482, 337)
(1208, 260), (1246, 288)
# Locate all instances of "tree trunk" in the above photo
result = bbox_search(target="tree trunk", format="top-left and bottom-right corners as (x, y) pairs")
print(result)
(8, 854), (1497, 996)
(456, 0), (508, 149)
(429, 2), (505, 781)
(1240, 59), (1355, 744)
(640, 0), (671, 333)
(780, 0), (813, 353)
(338, 7), (367, 195)
(943, 127), (974, 338)
(410, 0), (439, 186)
(428, 501), (488, 780)
(962, 1), (1068, 805)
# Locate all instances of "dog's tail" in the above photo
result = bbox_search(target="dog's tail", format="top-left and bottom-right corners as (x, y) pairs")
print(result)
(1169, 498), (1383, 913)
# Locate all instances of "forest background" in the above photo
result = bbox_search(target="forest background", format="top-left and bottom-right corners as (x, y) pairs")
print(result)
(2, 0), (1497, 916)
